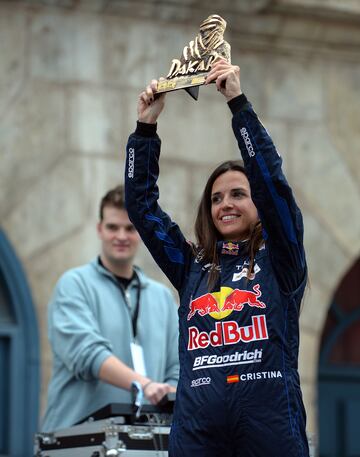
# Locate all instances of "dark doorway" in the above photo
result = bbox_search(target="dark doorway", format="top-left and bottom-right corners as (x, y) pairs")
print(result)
(0, 229), (40, 457)
(318, 257), (360, 457)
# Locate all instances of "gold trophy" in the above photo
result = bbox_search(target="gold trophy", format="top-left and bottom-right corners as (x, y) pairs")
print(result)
(157, 14), (231, 100)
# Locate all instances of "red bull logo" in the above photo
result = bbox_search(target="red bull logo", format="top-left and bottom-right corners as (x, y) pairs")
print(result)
(188, 315), (268, 350)
(187, 284), (266, 321)
(221, 241), (239, 255)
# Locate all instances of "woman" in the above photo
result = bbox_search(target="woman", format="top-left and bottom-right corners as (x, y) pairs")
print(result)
(125, 60), (309, 457)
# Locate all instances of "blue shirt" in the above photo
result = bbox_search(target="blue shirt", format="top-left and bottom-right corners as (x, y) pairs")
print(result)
(42, 259), (179, 431)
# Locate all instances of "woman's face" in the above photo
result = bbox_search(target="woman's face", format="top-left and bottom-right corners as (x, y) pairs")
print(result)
(211, 170), (258, 241)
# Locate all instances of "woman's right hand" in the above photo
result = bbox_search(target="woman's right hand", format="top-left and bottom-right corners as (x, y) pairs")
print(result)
(138, 79), (166, 124)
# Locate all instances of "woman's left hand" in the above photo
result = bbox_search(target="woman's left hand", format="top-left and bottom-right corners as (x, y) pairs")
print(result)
(205, 59), (242, 102)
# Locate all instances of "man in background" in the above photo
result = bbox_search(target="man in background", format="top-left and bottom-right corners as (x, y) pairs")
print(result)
(42, 185), (179, 431)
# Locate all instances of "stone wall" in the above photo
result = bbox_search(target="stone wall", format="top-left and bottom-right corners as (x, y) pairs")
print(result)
(1, 0), (359, 436)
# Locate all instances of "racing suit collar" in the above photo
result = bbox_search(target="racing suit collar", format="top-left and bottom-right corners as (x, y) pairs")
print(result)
(217, 240), (248, 256)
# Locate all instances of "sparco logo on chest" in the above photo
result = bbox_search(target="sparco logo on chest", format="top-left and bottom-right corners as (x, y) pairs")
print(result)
(191, 377), (211, 387)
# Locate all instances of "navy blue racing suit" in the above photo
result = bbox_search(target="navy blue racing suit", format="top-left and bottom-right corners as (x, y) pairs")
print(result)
(125, 94), (309, 457)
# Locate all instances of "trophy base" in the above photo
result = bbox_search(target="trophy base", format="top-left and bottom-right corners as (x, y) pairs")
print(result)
(157, 73), (208, 101)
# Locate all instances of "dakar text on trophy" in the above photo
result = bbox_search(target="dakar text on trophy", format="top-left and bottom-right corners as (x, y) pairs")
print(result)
(157, 14), (231, 100)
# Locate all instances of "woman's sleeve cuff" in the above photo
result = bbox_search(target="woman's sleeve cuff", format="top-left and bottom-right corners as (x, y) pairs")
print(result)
(135, 121), (158, 137)
(227, 93), (249, 115)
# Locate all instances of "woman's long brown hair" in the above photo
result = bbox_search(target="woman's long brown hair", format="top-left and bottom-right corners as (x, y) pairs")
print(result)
(194, 160), (264, 291)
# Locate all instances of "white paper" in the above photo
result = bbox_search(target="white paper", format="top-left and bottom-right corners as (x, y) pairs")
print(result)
(130, 342), (147, 376)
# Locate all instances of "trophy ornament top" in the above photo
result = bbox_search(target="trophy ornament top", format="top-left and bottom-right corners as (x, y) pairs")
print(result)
(157, 14), (231, 100)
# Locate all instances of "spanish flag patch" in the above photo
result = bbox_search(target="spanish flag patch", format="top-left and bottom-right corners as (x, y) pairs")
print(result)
(227, 374), (239, 384)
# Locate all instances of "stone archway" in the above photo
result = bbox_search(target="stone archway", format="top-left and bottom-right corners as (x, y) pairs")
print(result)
(318, 258), (360, 457)
(0, 229), (40, 457)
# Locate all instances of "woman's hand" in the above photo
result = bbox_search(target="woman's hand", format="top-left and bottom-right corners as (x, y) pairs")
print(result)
(205, 60), (242, 102)
(138, 79), (166, 124)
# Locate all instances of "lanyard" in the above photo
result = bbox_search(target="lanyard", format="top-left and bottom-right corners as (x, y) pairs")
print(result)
(131, 274), (141, 340)
(98, 258), (142, 340)
(118, 272), (141, 340)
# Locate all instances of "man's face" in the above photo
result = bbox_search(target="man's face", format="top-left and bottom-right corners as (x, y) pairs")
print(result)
(97, 206), (141, 267)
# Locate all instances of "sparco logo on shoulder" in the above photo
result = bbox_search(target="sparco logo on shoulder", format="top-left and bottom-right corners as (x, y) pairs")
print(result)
(128, 148), (135, 178)
(240, 128), (255, 157)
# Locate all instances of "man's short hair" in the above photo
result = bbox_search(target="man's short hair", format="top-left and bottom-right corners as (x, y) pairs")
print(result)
(99, 185), (125, 220)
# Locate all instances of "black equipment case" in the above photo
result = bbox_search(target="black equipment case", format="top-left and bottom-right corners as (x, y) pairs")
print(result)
(34, 400), (174, 457)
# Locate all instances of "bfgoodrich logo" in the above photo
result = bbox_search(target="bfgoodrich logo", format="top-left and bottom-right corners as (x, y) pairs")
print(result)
(193, 349), (263, 371)
(191, 377), (211, 388)
(128, 148), (135, 178)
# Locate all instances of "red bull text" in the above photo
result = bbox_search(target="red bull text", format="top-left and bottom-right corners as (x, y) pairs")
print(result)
(188, 315), (268, 350)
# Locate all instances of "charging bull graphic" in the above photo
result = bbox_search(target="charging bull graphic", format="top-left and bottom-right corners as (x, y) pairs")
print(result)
(187, 284), (266, 321)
